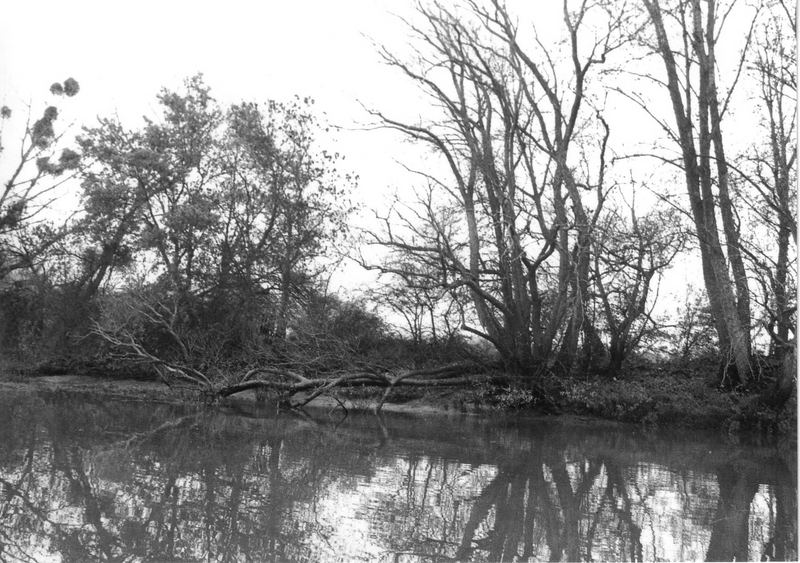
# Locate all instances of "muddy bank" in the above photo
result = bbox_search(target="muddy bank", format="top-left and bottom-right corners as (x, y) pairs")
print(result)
(0, 374), (191, 404)
(0, 370), (794, 437)
(0, 373), (496, 417)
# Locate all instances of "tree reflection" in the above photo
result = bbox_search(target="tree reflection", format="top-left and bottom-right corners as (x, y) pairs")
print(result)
(705, 463), (759, 562)
(0, 391), (795, 562)
(379, 454), (641, 562)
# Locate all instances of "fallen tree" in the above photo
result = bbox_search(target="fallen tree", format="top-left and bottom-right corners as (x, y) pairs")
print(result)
(217, 362), (497, 411)
(89, 303), (506, 412)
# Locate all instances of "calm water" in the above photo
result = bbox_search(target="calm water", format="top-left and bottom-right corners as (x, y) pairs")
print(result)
(0, 390), (795, 562)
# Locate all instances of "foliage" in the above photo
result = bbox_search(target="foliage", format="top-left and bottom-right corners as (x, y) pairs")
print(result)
(663, 288), (719, 361)
(78, 76), (354, 345)
(0, 277), (97, 364)
(0, 78), (81, 279)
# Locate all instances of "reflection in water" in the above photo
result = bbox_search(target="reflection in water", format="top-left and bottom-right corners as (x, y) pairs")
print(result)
(0, 390), (795, 562)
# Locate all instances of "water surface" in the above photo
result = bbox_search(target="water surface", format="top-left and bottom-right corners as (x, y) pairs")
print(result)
(0, 389), (795, 562)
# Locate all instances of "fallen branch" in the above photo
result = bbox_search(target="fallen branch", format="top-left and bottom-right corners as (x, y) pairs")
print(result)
(92, 317), (503, 412)
(218, 362), (502, 413)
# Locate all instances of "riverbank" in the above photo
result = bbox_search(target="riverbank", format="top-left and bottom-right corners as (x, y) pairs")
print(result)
(0, 361), (794, 437)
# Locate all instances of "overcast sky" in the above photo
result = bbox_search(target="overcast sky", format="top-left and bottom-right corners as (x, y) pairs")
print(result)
(1, 1), (401, 105)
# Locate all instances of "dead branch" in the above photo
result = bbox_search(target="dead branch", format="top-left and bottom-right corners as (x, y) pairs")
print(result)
(217, 361), (499, 413)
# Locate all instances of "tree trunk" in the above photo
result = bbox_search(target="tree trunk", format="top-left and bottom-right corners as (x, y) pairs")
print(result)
(643, 0), (752, 384)
(274, 262), (291, 341)
(703, 0), (752, 355)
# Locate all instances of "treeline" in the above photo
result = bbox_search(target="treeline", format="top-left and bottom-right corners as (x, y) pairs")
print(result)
(0, 0), (795, 406)
(362, 0), (795, 390)
(0, 76), (474, 395)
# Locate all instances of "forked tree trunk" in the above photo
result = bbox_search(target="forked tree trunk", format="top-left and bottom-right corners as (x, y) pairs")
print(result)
(643, 0), (753, 383)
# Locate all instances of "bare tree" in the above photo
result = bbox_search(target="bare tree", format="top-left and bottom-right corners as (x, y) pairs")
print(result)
(637, 0), (758, 383)
(360, 190), (464, 345)
(593, 203), (685, 374)
(369, 272), (462, 345)
(737, 8), (796, 357)
(369, 0), (629, 375)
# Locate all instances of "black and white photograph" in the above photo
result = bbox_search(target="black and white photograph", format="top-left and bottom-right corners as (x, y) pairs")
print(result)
(0, 0), (796, 561)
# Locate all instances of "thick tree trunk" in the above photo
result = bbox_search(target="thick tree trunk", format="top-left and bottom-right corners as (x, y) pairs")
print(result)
(771, 87), (794, 356)
(703, 0), (752, 355)
(775, 228), (791, 350)
(644, 0), (753, 384)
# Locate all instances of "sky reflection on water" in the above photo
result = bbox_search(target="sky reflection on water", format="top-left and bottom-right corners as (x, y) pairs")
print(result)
(0, 390), (795, 562)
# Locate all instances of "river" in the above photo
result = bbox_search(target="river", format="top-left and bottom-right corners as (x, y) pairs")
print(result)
(0, 389), (795, 562)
